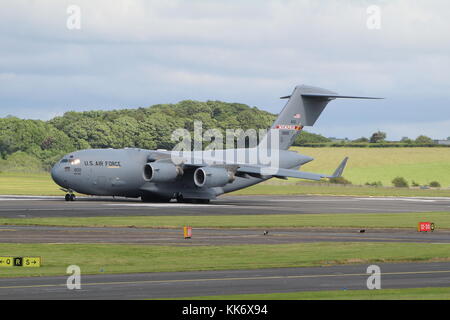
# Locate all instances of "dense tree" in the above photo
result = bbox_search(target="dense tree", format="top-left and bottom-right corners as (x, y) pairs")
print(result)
(5, 100), (429, 173)
(0, 101), (284, 171)
(369, 131), (387, 143)
(415, 135), (435, 144)
(293, 131), (331, 145)
(353, 137), (369, 143)
(400, 137), (413, 144)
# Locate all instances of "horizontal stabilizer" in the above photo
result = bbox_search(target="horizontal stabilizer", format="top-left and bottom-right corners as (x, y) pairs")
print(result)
(281, 94), (382, 100)
(301, 93), (383, 100)
(237, 157), (349, 182)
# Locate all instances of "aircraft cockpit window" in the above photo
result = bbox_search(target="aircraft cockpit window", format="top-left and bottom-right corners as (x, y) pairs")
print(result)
(69, 158), (81, 165)
(60, 159), (69, 163)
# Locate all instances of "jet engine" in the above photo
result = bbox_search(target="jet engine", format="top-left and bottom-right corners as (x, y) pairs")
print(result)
(143, 162), (182, 182)
(193, 167), (235, 188)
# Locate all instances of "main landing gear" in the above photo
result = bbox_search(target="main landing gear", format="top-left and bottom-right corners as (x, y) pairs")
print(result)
(65, 193), (76, 201)
(176, 194), (210, 204)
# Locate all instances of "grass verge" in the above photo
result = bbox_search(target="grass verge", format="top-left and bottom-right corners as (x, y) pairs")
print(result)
(231, 184), (450, 197)
(174, 287), (450, 300)
(293, 147), (450, 187)
(2, 171), (450, 197)
(0, 172), (63, 196)
(1, 212), (449, 229)
(0, 242), (449, 278)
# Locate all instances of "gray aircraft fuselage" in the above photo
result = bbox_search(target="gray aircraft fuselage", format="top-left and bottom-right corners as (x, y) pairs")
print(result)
(51, 147), (312, 200)
(50, 85), (377, 202)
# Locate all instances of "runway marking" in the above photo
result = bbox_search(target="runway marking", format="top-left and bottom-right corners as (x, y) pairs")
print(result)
(104, 203), (234, 208)
(266, 199), (360, 202)
(0, 198), (57, 201)
(338, 207), (415, 212)
(0, 269), (449, 290)
(0, 207), (160, 212)
(356, 197), (438, 202)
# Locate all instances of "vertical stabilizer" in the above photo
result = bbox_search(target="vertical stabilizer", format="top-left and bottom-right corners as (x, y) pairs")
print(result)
(259, 85), (381, 150)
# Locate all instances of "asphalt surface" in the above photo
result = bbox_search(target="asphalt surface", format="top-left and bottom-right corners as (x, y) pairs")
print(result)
(1, 194), (449, 299)
(1, 225), (449, 245)
(1, 194), (450, 217)
(0, 262), (449, 299)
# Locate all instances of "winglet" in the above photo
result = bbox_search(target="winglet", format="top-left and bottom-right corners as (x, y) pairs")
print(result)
(330, 157), (349, 178)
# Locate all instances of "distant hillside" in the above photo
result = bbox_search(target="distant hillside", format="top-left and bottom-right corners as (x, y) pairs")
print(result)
(0, 100), (330, 171)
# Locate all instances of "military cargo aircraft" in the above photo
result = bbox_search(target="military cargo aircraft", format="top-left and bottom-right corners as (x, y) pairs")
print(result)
(51, 85), (380, 203)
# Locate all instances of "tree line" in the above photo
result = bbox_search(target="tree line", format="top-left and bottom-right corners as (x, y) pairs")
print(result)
(0, 101), (444, 173)
(0, 100), (328, 172)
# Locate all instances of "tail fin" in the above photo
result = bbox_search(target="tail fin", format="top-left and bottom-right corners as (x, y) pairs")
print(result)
(330, 157), (349, 178)
(259, 85), (381, 150)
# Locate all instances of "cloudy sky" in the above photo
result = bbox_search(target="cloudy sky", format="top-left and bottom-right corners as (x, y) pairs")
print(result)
(1, 0), (449, 140)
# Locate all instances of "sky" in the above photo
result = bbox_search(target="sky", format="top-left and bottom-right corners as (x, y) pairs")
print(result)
(1, 0), (449, 140)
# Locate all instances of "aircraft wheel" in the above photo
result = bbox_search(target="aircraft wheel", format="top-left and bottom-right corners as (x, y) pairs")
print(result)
(141, 194), (171, 203)
(70, 194), (76, 201)
(65, 194), (71, 201)
(176, 194), (185, 203)
(191, 199), (210, 204)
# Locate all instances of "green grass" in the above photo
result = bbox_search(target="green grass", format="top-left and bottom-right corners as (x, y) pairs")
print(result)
(0, 242), (449, 278)
(2, 147), (450, 197)
(177, 287), (450, 300)
(0, 172), (63, 196)
(1, 212), (449, 229)
(292, 147), (450, 187)
(231, 183), (450, 197)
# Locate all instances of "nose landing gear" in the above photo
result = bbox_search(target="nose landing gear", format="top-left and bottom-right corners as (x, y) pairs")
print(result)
(61, 188), (76, 201)
(64, 193), (76, 201)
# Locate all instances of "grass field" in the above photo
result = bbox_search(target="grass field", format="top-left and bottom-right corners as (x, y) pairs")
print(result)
(1, 242), (449, 278)
(293, 147), (450, 187)
(178, 287), (450, 300)
(232, 183), (450, 197)
(1, 212), (449, 229)
(2, 166), (450, 198)
(1, 147), (450, 197)
(0, 172), (64, 196)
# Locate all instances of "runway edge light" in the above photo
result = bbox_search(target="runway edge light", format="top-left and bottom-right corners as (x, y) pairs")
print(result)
(184, 226), (192, 239)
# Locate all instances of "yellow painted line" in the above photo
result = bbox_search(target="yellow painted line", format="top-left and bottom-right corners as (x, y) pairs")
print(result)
(0, 270), (449, 290)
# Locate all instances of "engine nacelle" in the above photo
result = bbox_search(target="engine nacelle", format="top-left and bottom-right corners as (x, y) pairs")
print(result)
(194, 167), (235, 188)
(143, 162), (182, 183)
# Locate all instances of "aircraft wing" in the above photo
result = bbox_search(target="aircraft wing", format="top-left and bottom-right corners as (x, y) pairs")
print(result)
(237, 157), (348, 181)
(147, 150), (349, 182)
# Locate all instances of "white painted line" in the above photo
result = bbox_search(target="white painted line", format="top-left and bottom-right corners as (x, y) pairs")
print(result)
(104, 203), (233, 208)
(0, 198), (63, 201)
(338, 207), (414, 212)
(356, 197), (437, 202)
(267, 199), (360, 202)
(0, 195), (62, 199)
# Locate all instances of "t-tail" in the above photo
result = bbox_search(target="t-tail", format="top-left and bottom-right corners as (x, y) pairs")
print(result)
(258, 85), (382, 150)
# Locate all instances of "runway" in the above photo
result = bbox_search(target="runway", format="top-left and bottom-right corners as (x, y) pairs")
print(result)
(0, 262), (449, 299)
(0, 194), (449, 218)
(1, 225), (450, 245)
(1, 194), (449, 300)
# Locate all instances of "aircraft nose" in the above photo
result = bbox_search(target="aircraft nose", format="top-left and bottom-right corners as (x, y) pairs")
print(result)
(51, 164), (62, 186)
